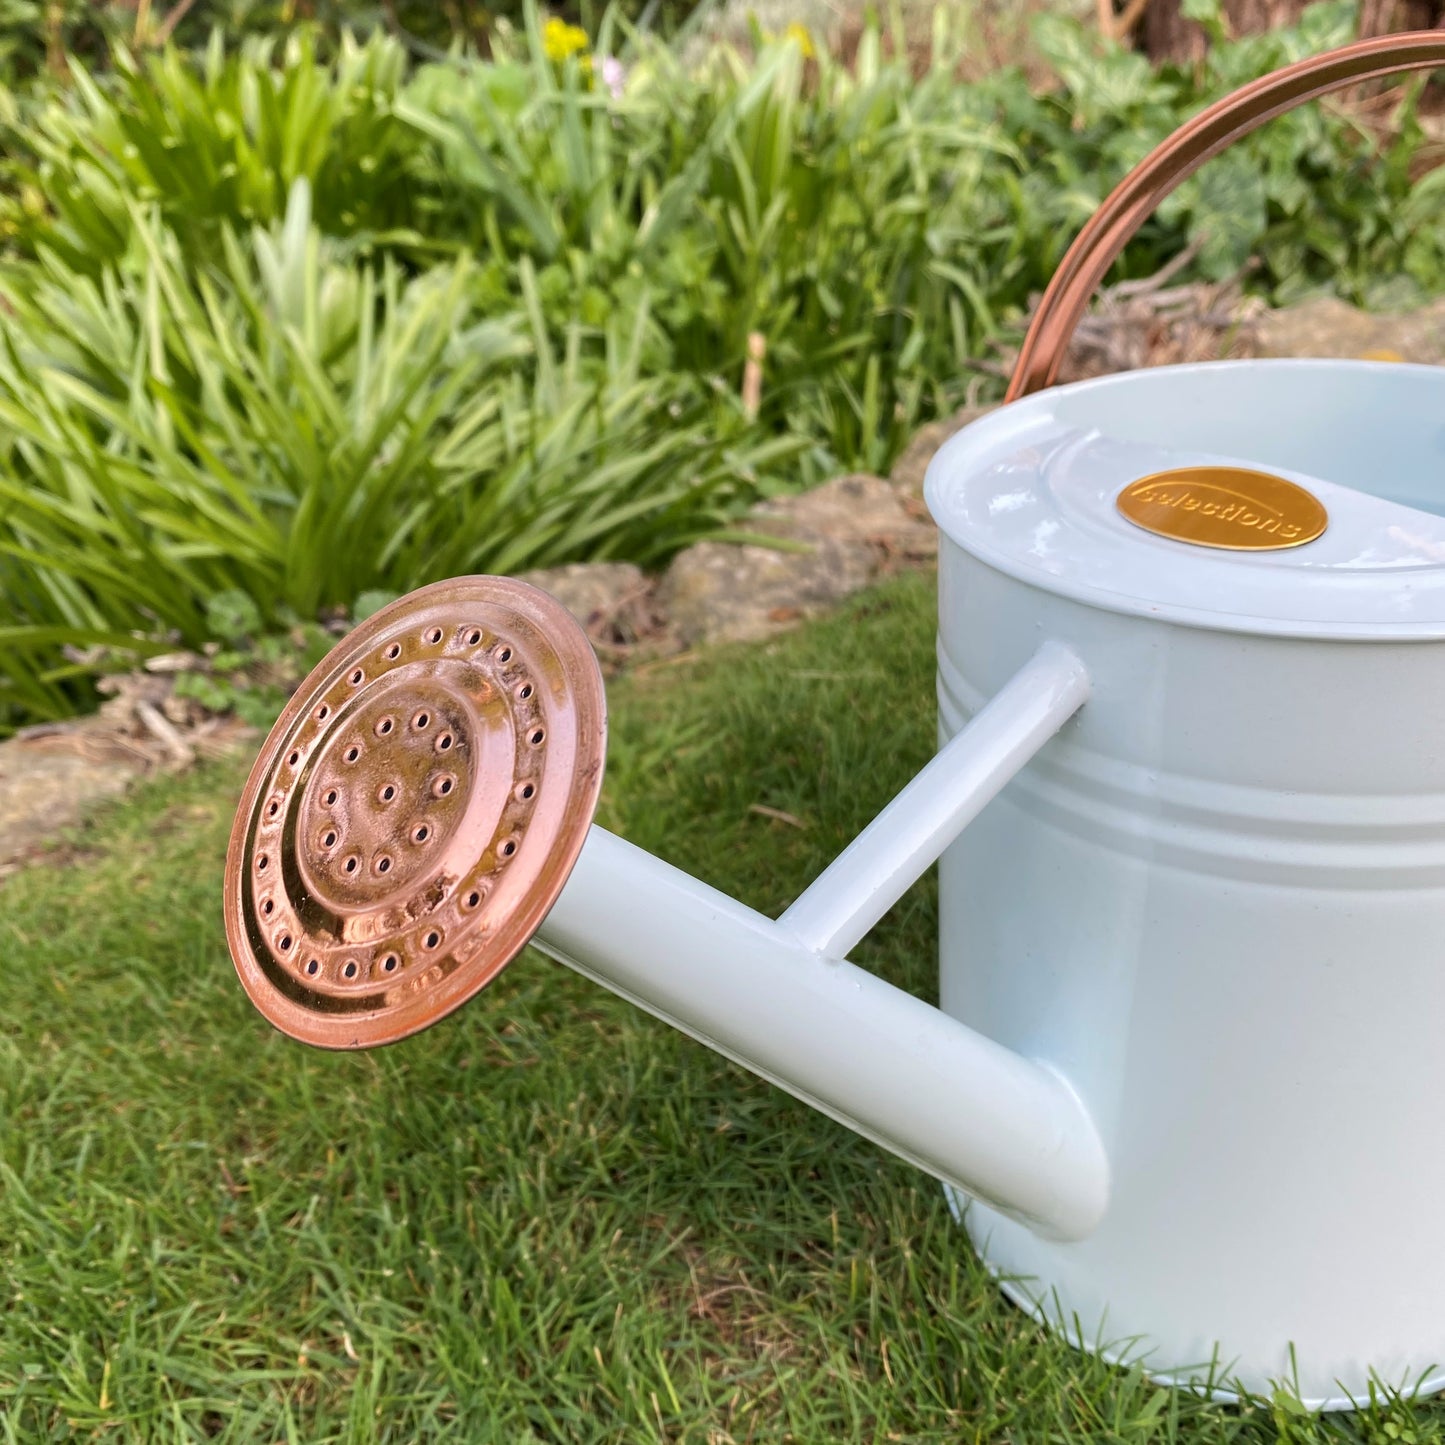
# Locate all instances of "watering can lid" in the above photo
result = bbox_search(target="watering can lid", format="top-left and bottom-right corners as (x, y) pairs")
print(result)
(925, 359), (1445, 641)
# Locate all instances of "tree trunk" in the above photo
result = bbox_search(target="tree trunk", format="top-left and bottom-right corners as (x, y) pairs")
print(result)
(1358, 0), (1445, 36)
(1143, 0), (1445, 64)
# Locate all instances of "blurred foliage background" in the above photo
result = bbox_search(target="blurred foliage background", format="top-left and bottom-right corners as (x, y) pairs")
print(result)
(0, 0), (1441, 731)
(0, 0), (705, 80)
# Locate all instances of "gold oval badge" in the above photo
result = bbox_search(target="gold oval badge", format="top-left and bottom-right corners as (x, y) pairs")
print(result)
(1116, 466), (1327, 551)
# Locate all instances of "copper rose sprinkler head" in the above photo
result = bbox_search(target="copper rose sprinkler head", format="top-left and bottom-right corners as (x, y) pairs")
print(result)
(223, 577), (607, 1049)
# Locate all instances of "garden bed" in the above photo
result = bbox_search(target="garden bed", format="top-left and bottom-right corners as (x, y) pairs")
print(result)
(3, 0), (1444, 735)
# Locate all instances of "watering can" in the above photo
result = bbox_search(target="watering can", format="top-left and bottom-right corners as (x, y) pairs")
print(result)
(224, 33), (1445, 1409)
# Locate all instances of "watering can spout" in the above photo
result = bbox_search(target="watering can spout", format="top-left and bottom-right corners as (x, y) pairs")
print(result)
(532, 639), (1108, 1241)
(537, 823), (1109, 1242)
(223, 578), (1110, 1244)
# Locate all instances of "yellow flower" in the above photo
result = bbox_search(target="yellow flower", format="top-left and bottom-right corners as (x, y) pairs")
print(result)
(542, 16), (590, 63)
(783, 22), (815, 59)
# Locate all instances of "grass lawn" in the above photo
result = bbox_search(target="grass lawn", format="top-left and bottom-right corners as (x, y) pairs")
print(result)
(0, 572), (1428, 1443)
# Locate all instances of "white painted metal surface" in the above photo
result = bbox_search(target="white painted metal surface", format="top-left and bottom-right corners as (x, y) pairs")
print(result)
(778, 641), (1090, 959)
(927, 359), (1445, 637)
(535, 824), (1110, 1243)
(926, 357), (1445, 1407)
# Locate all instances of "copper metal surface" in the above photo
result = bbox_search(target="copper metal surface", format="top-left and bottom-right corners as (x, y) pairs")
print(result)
(223, 577), (607, 1049)
(1116, 466), (1328, 550)
(1007, 32), (1445, 402)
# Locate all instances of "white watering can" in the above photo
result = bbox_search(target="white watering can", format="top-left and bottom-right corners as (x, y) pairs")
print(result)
(225, 33), (1445, 1410)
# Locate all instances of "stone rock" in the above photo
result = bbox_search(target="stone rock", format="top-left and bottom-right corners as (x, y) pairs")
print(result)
(889, 403), (1000, 503)
(658, 473), (933, 648)
(1257, 297), (1445, 365)
(0, 722), (143, 873)
(752, 471), (936, 554)
(513, 562), (651, 645)
(659, 534), (873, 649)
(0, 673), (258, 879)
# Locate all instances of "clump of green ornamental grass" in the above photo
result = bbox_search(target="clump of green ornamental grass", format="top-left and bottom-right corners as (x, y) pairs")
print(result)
(1, 0), (1442, 731)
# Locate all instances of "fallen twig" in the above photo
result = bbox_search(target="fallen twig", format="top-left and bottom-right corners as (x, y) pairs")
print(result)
(742, 331), (766, 421)
(136, 700), (195, 770)
(749, 803), (806, 827)
(1109, 234), (1206, 299)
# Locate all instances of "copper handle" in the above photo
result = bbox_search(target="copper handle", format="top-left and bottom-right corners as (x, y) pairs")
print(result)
(1006, 30), (1445, 402)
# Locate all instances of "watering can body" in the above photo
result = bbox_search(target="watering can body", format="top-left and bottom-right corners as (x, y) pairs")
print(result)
(222, 31), (1445, 1416)
(918, 33), (1445, 1402)
(929, 359), (1445, 1406)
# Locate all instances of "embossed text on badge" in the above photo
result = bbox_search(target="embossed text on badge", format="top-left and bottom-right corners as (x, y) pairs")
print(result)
(1116, 466), (1328, 551)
